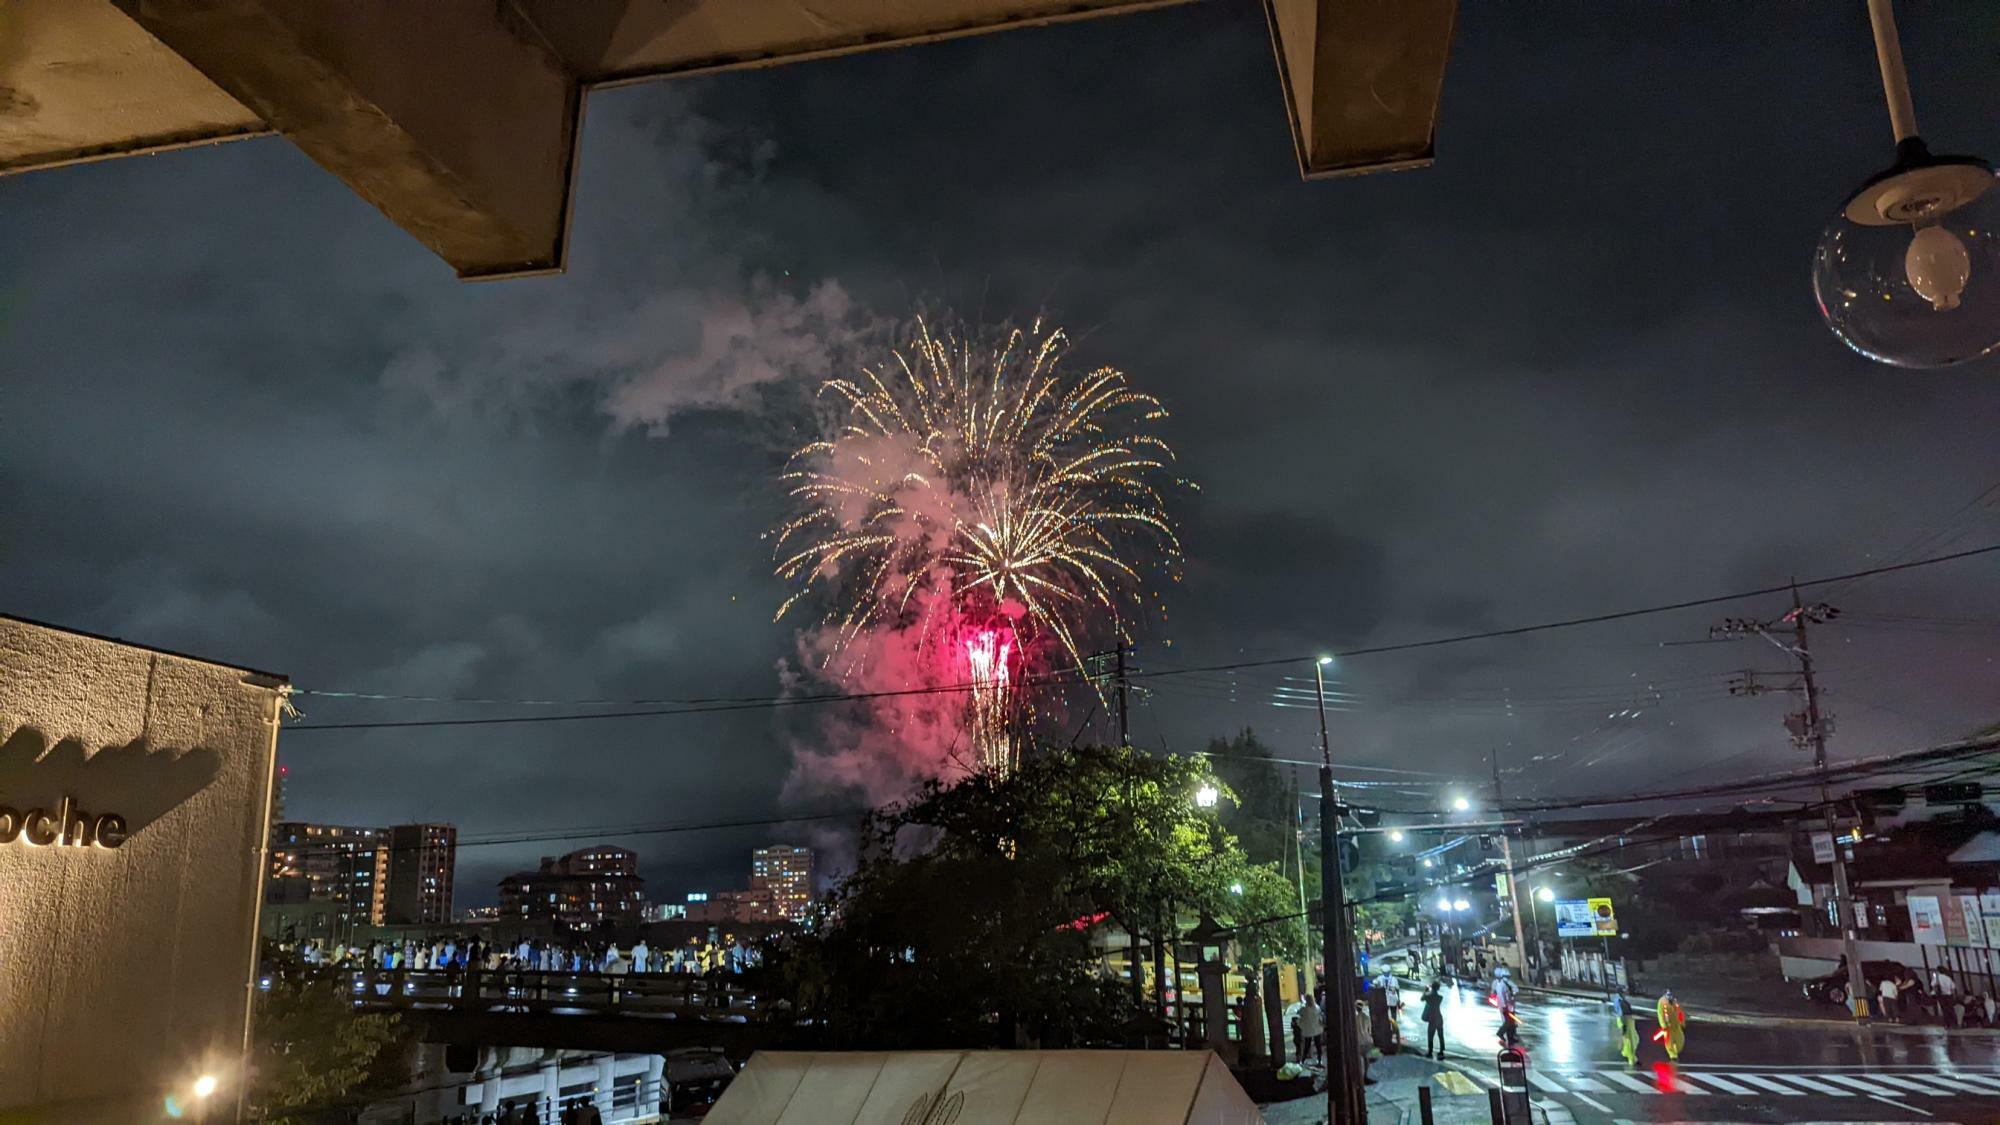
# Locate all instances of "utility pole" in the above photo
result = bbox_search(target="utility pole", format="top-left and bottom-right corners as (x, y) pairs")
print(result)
(1493, 751), (1530, 983)
(1292, 776), (1317, 998)
(1115, 641), (1130, 746)
(1713, 588), (1868, 1020)
(1313, 657), (1365, 1124)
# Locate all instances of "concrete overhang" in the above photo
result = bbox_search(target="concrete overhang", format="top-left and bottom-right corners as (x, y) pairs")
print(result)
(1, 0), (1458, 280)
(0, 0), (267, 173)
(1262, 0), (1456, 178)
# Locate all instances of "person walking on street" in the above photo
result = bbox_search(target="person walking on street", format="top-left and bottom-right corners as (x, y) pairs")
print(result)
(1878, 973), (1899, 1022)
(1297, 994), (1325, 1064)
(1381, 971), (1405, 1048)
(1655, 990), (1686, 1061)
(1356, 999), (1376, 1086)
(1497, 1003), (1523, 1050)
(1490, 967), (1517, 1015)
(1613, 987), (1640, 1067)
(1421, 980), (1446, 1059)
(1934, 968), (1959, 1025)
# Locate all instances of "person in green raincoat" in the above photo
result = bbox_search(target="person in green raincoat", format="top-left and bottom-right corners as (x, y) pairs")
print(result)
(1655, 989), (1686, 1060)
(1613, 987), (1640, 1066)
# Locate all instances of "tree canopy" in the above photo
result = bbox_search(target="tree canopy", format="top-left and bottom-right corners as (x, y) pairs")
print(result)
(248, 960), (410, 1125)
(769, 744), (1302, 1049)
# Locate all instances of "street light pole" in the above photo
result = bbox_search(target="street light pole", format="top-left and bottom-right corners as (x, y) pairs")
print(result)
(1314, 656), (1365, 1124)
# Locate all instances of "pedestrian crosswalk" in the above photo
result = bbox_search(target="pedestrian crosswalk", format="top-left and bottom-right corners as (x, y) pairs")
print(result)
(1530, 1067), (2000, 1099)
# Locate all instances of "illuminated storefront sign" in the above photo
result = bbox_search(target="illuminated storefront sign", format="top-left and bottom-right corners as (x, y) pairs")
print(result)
(0, 797), (126, 848)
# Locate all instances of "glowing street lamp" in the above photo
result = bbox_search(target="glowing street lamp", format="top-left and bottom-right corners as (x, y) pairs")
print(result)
(1194, 784), (1220, 809)
(192, 1076), (218, 1100)
(1387, 829), (1405, 843)
(1436, 897), (1454, 913)
(1230, 881), (1245, 895)
(1453, 899), (1470, 912)
(1450, 795), (1471, 813)
(1535, 886), (1556, 904)
(1815, 0), (2000, 367)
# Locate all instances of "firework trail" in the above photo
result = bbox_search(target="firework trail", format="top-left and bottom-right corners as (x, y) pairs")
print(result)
(772, 315), (1185, 773)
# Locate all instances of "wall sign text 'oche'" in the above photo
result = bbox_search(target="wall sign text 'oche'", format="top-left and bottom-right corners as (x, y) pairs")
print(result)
(0, 797), (127, 849)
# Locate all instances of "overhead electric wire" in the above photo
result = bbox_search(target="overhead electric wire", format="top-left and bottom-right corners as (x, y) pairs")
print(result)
(284, 541), (2000, 734)
(1824, 477), (2000, 600)
(1485, 730), (2000, 814)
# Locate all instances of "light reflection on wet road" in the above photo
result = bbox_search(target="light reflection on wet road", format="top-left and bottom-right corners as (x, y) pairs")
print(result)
(1385, 980), (2000, 1122)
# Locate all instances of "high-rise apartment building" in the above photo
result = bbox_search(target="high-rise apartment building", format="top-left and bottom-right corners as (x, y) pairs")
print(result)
(267, 822), (390, 928)
(751, 845), (815, 923)
(267, 820), (456, 930)
(499, 846), (645, 932)
(383, 823), (457, 926)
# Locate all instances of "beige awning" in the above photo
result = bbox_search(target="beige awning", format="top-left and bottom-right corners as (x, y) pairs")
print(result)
(707, 1049), (1263, 1125)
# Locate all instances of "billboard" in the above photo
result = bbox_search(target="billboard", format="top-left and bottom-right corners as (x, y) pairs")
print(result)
(1908, 894), (1946, 945)
(1959, 894), (1988, 948)
(1554, 899), (1595, 938)
(1589, 896), (1618, 936)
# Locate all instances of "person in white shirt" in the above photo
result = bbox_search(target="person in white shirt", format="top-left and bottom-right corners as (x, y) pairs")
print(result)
(1380, 971), (1404, 1046)
(1934, 969), (1960, 1025)
(1297, 995), (1326, 1063)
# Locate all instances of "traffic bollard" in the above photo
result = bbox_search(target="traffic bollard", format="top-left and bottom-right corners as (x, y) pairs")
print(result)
(1417, 1085), (1434, 1125)
(1496, 1046), (1532, 1123)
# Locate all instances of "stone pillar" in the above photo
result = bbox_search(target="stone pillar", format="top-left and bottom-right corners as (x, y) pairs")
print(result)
(476, 1067), (502, 1117)
(1198, 960), (1228, 1048)
(642, 1054), (667, 1118)
(1263, 964), (1288, 1067)
(539, 1057), (561, 1122)
(1240, 972), (1267, 1063)
(594, 1054), (617, 1117)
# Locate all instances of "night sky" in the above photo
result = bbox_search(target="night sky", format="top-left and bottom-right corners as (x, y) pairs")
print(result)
(5, 3), (1999, 905)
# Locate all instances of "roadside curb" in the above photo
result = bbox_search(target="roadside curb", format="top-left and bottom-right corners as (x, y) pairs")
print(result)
(1518, 983), (2000, 1037)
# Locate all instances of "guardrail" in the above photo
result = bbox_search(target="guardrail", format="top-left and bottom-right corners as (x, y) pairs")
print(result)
(307, 966), (762, 1020)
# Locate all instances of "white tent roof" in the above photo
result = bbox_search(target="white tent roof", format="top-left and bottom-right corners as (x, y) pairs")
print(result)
(705, 1050), (1264, 1125)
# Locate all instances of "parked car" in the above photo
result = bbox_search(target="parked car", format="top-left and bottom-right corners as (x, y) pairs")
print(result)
(1801, 960), (1908, 1007)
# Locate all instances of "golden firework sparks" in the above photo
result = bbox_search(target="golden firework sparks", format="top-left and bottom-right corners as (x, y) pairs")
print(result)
(771, 315), (1186, 767)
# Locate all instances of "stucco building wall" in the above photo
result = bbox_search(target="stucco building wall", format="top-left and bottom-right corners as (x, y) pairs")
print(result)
(0, 614), (287, 1123)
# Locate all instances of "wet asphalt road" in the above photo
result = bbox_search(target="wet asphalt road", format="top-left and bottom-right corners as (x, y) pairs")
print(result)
(1390, 981), (2000, 1123)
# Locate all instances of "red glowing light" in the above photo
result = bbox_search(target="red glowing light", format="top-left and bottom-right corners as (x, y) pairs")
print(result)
(1651, 1062), (1676, 1091)
(964, 626), (1018, 773)
(1059, 911), (1111, 932)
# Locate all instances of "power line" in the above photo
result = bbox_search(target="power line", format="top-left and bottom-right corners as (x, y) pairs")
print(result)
(283, 541), (2000, 734)
(1486, 731), (2000, 814)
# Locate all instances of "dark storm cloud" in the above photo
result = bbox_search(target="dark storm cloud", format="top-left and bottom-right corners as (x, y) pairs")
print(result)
(5, 3), (2000, 898)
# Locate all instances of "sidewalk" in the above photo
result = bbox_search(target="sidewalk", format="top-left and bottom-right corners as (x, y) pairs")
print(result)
(1520, 980), (2000, 1037)
(1261, 1052), (1574, 1125)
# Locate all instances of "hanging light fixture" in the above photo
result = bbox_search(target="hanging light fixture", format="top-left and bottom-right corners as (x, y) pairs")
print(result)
(1814, 0), (2000, 368)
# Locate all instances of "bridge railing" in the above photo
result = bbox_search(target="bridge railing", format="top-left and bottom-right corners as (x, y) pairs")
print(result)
(313, 965), (760, 1018)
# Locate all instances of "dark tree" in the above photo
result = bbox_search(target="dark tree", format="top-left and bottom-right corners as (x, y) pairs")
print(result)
(769, 744), (1298, 1048)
